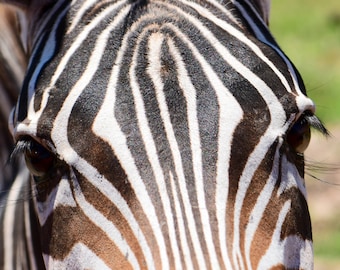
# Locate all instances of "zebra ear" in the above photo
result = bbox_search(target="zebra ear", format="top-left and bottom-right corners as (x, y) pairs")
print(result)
(251, 0), (271, 25)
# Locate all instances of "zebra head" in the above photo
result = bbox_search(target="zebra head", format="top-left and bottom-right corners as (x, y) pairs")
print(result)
(2, 0), (327, 269)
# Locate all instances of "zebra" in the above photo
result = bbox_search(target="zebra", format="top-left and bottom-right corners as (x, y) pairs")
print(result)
(0, 0), (328, 269)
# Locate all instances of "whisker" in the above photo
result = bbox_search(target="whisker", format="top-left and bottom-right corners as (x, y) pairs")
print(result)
(305, 160), (340, 174)
(305, 157), (340, 186)
(0, 187), (37, 208)
(306, 171), (340, 187)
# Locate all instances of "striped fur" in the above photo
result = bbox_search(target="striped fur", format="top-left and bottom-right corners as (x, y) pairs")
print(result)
(1, 0), (318, 269)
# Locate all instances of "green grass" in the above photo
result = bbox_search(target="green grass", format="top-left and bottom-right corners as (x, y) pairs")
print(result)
(311, 210), (340, 263)
(310, 208), (340, 260)
(314, 230), (340, 259)
(270, 0), (340, 124)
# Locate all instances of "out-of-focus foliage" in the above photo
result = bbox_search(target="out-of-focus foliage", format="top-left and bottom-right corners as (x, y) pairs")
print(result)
(271, 0), (340, 124)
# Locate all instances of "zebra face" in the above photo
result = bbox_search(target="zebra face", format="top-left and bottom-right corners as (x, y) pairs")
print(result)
(6, 0), (326, 269)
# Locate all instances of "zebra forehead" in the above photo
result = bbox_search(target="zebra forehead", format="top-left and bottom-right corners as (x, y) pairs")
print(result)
(31, 2), (294, 93)
(11, 0), (309, 152)
(1, 1), (320, 269)
(20, 1), (303, 200)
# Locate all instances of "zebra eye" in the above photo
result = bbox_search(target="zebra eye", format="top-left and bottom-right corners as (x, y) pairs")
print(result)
(23, 139), (55, 177)
(287, 114), (311, 153)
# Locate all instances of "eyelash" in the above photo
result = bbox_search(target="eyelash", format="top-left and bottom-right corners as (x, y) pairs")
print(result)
(304, 112), (329, 136)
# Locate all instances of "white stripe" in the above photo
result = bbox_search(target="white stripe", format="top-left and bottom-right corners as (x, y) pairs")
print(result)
(232, 0), (303, 94)
(70, 170), (140, 270)
(167, 38), (221, 269)
(48, 0), (127, 87)
(35, 170), (78, 227)
(256, 200), (313, 269)
(54, 153), (155, 269)
(164, 0), (293, 94)
(92, 13), (175, 270)
(214, 89), (240, 268)
(147, 32), (208, 270)
(50, 5), (156, 269)
(244, 140), (281, 270)
(16, 0), (129, 137)
(43, 173), (140, 269)
(48, 243), (111, 270)
(277, 154), (307, 198)
(150, 5), (288, 132)
(39, 4), (132, 225)
(162, 23), (243, 269)
(257, 200), (291, 269)
(68, 0), (104, 33)
(169, 171), (195, 270)
(161, 8), (296, 267)
(206, 0), (242, 26)
(130, 31), (183, 270)
(11, 1), (311, 269)
(231, 131), (288, 269)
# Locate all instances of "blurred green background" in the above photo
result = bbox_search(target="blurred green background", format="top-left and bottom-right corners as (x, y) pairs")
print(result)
(271, 0), (340, 124)
(270, 0), (340, 268)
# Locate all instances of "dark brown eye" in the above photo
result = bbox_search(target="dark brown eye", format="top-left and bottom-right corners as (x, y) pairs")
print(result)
(24, 140), (55, 177)
(287, 115), (311, 153)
